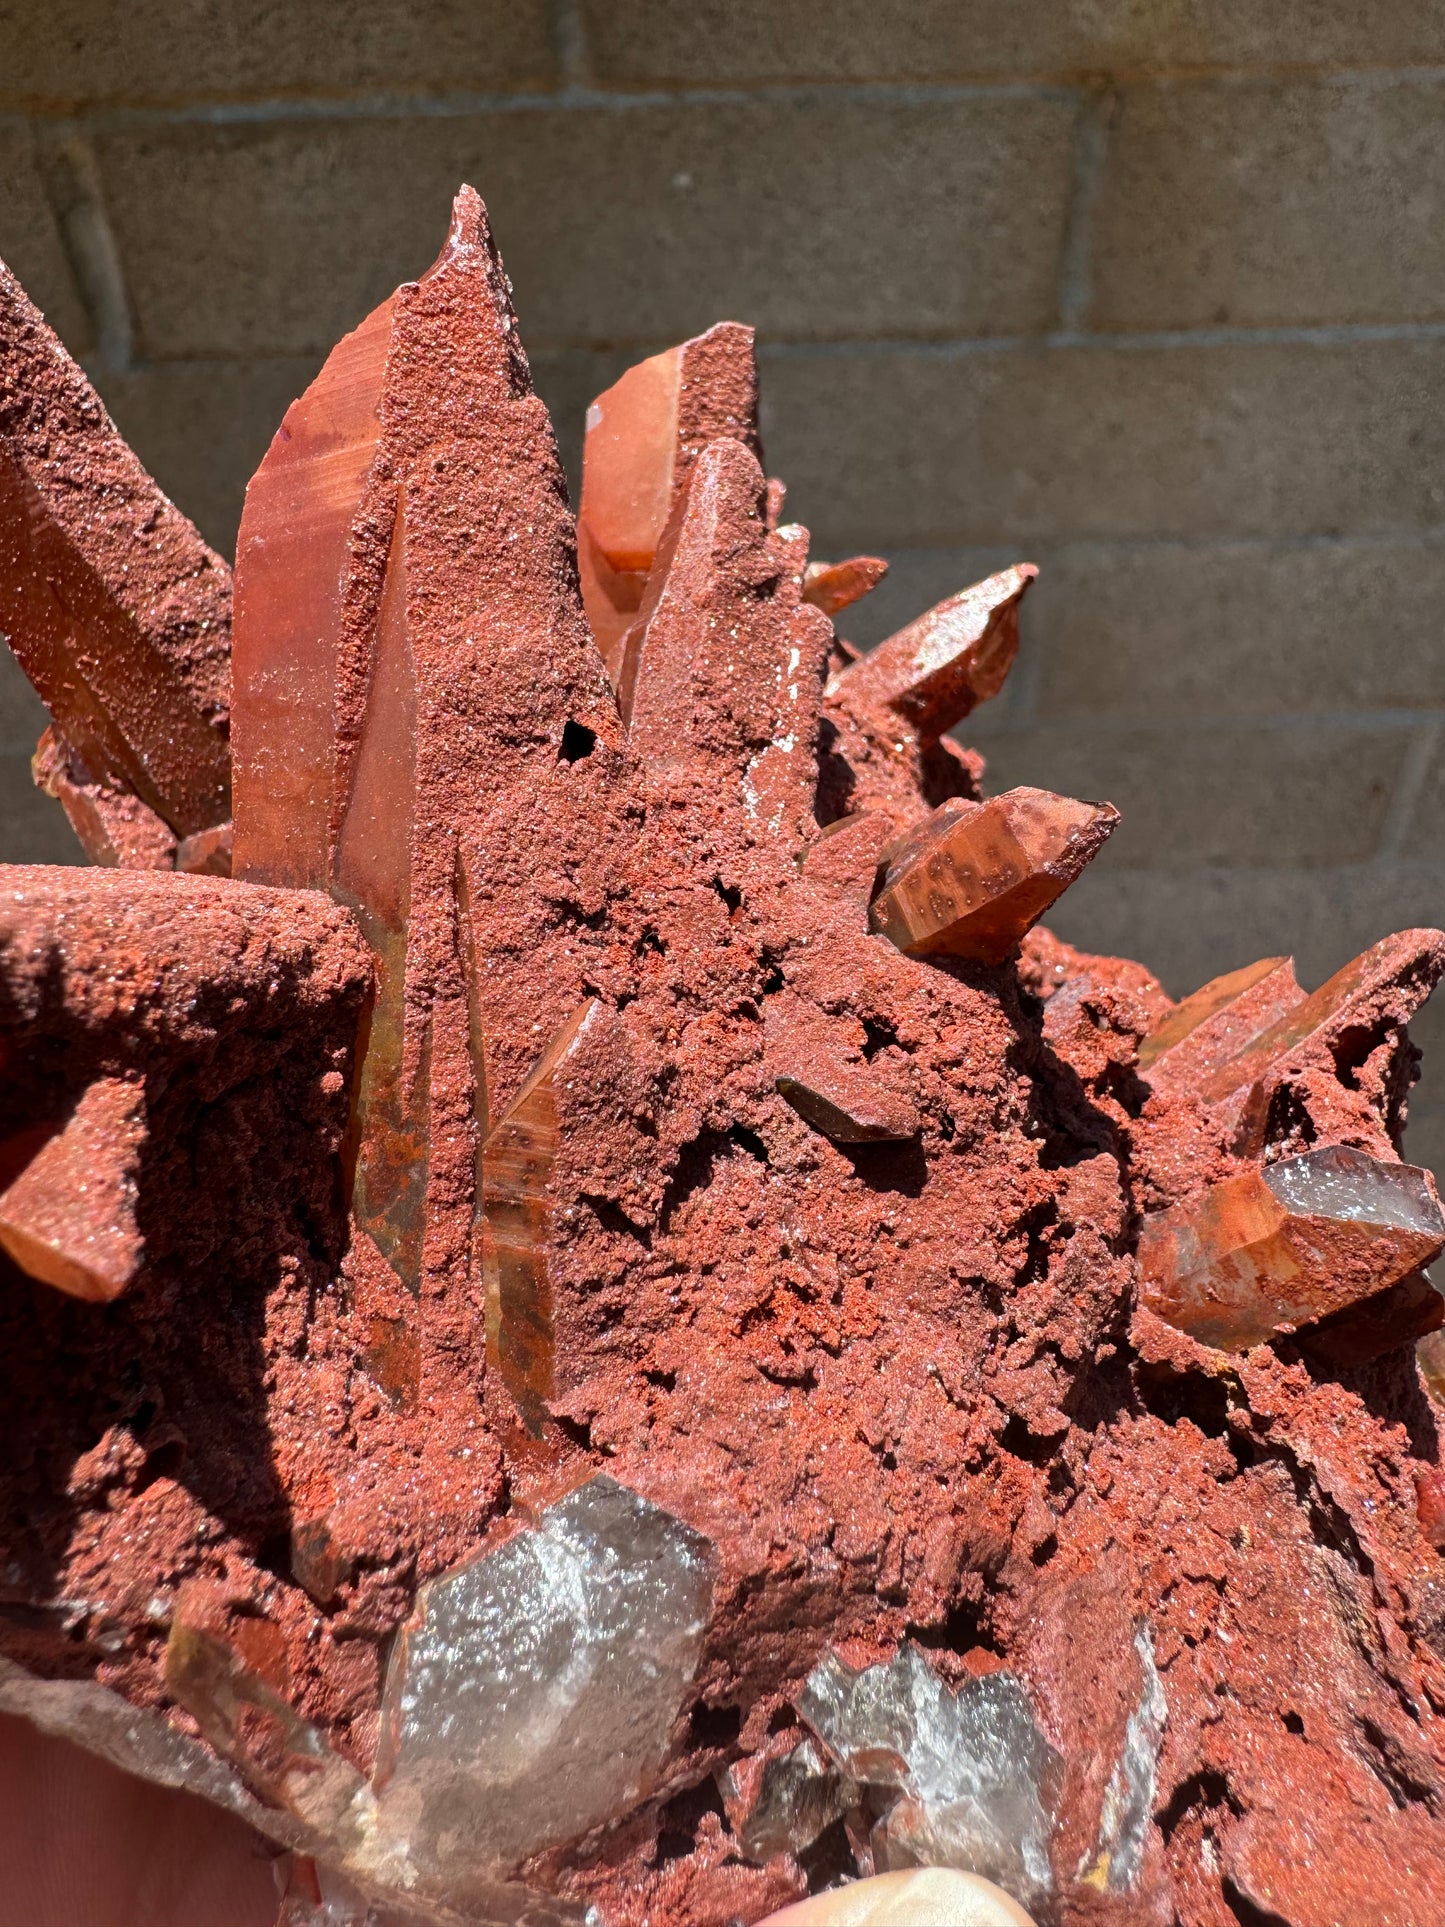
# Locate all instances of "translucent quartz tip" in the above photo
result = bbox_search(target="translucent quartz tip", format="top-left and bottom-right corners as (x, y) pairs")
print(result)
(797, 1644), (1061, 1909)
(1140, 1145), (1445, 1352)
(375, 1476), (715, 1877)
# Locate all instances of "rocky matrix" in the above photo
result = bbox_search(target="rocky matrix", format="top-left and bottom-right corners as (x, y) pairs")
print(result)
(1, 189), (1444, 1927)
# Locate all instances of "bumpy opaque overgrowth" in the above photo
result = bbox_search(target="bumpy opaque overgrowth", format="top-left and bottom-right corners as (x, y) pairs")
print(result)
(1, 189), (1445, 1927)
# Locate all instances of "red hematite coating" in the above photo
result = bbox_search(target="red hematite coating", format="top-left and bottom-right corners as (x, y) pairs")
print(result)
(0, 263), (231, 852)
(1, 186), (1445, 1927)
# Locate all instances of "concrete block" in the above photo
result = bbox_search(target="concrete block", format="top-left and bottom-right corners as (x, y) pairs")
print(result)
(0, 644), (50, 755)
(0, 752), (83, 866)
(94, 356), (326, 557)
(761, 337), (1445, 548)
(1031, 537), (1445, 719)
(1402, 736), (1445, 859)
(94, 96), (1076, 358)
(0, 0), (555, 108)
(583, 0), (1445, 85)
(965, 717), (1408, 870)
(0, 127), (92, 354)
(1092, 78), (1445, 330)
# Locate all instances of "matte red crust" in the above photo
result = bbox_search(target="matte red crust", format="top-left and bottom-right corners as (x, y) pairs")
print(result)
(2, 192), (1445, 1927)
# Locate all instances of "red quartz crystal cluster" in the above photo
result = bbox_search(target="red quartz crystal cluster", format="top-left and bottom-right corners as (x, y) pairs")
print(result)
(1, 188), (1445, 1927)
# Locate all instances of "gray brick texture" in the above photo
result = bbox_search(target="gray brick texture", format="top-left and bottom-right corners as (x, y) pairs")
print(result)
(0, 2), (1440, 1165)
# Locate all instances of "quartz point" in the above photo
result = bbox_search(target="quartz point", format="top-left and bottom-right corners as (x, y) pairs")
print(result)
(4, 190), (1445, 1927)
(719, 1736), (856, 1862)
(827, 565), (1035, 739)
(798, 1644), (1061, 1910)
(870, 788), (1119, 964)
(0, 1075), (144, 1300)
(619, 435), (832, 850)
(0, 260), (231, 854)
(1189, 930), (1445, 1141)
(802, 556), (889, 617)
(374, 1475), (715, 1876)
(232, 188), (619, 1304)
(578, 322), (760, 674)
(1138, 955), (1301, 1083)
(1139, 1144), (1445, 1351)
(482, 1000), (602, 1436)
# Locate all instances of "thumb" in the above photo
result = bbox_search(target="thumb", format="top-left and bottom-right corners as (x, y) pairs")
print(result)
(758, 1868), (1037, 1926)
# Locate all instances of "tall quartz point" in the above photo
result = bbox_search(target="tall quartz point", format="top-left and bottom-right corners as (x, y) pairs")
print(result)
(1138, 955), (1302, 1086)
(798, 1643), (1061, 1910)
(1139, 1144), (1445, 1352)
(870, 788), (1118, 965)
(578, 322), (760, 675)
(374, 1476), (716, 1877)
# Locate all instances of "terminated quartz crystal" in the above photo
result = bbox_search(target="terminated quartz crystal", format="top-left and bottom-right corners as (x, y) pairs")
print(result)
(577, 322), (760, 675)
(798, 1644), (1062, 1910)
(0, 263), (231, 863)
(233, 188), (620, 1301)
(1138, 955), (1301, 1083)
(0, 1075), (144, 1300)
(802, 556), (889, 617)
(827, 566), (1035, 739)
(870, 788), (1119, 964)
(375, 1476), (715, 1877)
(6, 184), (1445, 1927)
(1139, 1144), (1445, 1351)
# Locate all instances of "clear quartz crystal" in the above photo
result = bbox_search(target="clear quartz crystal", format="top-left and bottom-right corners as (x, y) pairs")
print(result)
(725, 1736), (856, 1861)
(374, 1476), (715, 1878)
(1078, 1623), (1168, 1894)
(1265, 1143), (1445, 1235)
(797, 1643), (1061, 1909)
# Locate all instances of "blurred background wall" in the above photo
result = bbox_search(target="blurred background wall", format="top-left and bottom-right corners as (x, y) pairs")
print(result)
(0, 1), (1441, 1167)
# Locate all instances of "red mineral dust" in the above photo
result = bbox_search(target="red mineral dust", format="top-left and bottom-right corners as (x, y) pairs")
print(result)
(2, 187), (1445, 1927)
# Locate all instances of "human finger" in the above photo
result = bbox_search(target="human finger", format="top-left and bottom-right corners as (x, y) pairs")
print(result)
(757, 1867), (1037, 1926)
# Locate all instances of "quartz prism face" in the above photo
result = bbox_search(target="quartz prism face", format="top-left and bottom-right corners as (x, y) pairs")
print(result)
(376, 1477), (715, 1877)
(0, 262), (231, 849)
(232, 187), (622, 1309)
(798, 1645), (1062, 1910)
(827, 565), (1035, 739)
(0, 1075), (144, 1301)
(7, 192), (1445, 1927)
(1192, 931), (1445, 1126)
(578, 323), (760, 672)
(870, 788), (1119, 964)
(1139, 1145), (1445, 1352)
(1138, 955), (1301, 1082)
(802, 556), (889, 617)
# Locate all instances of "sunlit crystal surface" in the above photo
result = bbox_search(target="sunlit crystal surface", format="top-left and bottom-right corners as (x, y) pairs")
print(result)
(1140, 1147), (1445, 1351)
(801, 556), (889, 617)
(798, 1644), (1060, 1909)
(1264, 1142), (1443, 1233)
(375, 1476), (714, 1875)
(0, 1076), (144, 1301)
(827, 566), (1035, 738)
(870, 788), (1118, 965)
(579, 323), (759, 674)
(1138, 956), (1300, 1079)
(1078, 1624), (1167, 1895)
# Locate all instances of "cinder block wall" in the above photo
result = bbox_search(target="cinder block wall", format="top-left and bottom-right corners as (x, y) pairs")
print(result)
(1, 1), (1442, 1167)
